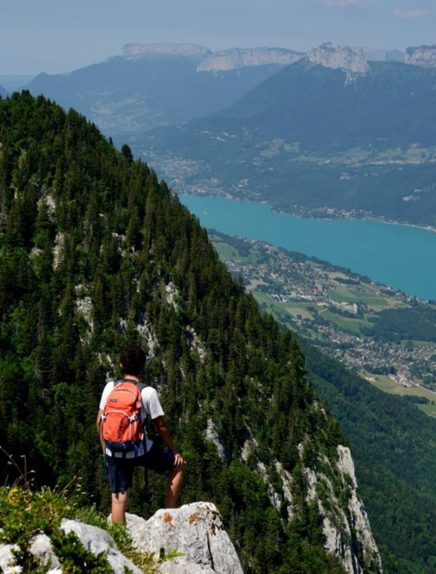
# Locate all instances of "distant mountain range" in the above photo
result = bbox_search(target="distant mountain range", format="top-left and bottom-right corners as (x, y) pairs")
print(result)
(26, 43), (302, 139)
(21, 42), (436, 226)
(0, 84), (7, 98)
(0, 75), (34, 93)
(142, 44), (436, 226)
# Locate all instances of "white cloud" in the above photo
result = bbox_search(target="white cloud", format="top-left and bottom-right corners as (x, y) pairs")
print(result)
(393, 8), (430, 19)
(324, 0), (359, 7)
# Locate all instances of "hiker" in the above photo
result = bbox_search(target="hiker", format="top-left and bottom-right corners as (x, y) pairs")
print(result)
(96, 345), (186, 524)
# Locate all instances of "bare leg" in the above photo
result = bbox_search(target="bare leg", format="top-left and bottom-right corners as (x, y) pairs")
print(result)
(165, 464), (185, 508)
(111, 492), (128, 524)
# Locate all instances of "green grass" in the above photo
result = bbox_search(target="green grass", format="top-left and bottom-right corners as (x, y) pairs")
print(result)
(284, 303), (315, 320)
(0, 460), (157, 574)
(407, 340), (436, 349)
(368, 374), (436, 404)
(328, 287), (388, 308)
(322, 311), (372, 334)
(212, 241), (240, 260)
(418, 403), (436, 417)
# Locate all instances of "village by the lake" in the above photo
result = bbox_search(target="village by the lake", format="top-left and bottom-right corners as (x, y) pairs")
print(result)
(211, 232), (436, 417)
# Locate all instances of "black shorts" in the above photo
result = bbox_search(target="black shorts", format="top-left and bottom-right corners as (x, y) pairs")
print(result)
(105, 442), (175, 494)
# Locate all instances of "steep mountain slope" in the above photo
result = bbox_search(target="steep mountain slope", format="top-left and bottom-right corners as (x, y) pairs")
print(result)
(26, 43), (301, 141)
(143, 50), (436, 226)
(211, 231), (436, 574)
(305, 346), (436, 574)
(0, 92), (381, 573)
(206, 57), (436, 149)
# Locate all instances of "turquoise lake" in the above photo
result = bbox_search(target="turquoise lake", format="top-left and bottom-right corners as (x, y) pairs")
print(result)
(180, 195), (436, 302)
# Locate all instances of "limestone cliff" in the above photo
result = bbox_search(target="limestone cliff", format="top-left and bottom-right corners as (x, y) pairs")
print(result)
(120, 43), (303, 72)
(238, 425), (383, 574)
(122, 43), (212, 59)
(197, 47), (303, 72)
(308, 43), (369, 83)
(405, 45), (436, 68)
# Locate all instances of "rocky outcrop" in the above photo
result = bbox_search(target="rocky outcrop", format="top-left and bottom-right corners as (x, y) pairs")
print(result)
(61, 519), (142, 574)
(120, 43), (303, 72)
(405, 45), (436, 68)
(122, 43), (211, 59)
(241, 426), (382, 574)
(197, 48), (303, 72)
(29, 533), (61, 570)
(126, 502), (244, 574)
(303, 445), (383, 574)
(0, 543), (19, 572)
(0, 503), (242, 573)
(308, 43), (369, 82)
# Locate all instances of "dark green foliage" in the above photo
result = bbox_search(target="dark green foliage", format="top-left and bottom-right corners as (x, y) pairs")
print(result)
(0, 92), (355, 572)
(363, 307), (436, 342)
(303, 343), (436, 574)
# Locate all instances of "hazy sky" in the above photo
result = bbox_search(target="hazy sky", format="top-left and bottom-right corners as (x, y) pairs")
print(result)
(1, 0), (435, 75)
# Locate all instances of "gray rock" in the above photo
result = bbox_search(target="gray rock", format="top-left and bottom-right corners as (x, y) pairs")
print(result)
(308, 43), (369, 82)
(0, 543), (19, 572)
(29, 533), (60, 569)
(126, 502), (243, 574)
(60, 518), (142, 574)
(122, 43), (211, 59)
(197, 48), (303, 72)
(405, 45), (436, 68)
(159, 556), (215, 573)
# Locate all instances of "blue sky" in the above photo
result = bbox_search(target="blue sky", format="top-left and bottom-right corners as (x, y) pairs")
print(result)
(1, 0), (435, 75)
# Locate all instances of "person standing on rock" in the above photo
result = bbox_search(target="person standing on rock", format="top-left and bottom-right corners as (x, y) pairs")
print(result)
(96, 344), (186, 524)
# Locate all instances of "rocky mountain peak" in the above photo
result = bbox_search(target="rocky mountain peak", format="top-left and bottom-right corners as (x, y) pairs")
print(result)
(122, 43), (212, 58)
(308, 43), (369, 81)
(197, 47), (304, 72)
(405, 45), (436, 68)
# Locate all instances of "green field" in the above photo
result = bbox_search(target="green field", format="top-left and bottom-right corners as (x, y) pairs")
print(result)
(322, 310), (372, 334)
(284, 303), (315, 320)
(213, 240), (240, 259)
(368, 374), (436, 417)
(328, 286), (391, 308)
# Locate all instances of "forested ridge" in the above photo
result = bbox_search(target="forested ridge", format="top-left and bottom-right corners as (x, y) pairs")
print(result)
(0, 92), (381, 573)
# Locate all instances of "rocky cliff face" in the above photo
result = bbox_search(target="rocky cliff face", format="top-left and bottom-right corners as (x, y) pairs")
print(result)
(239, 422), (382, 574)
(120, 43), (303, 71)
(308, 43), (369, 83)
(122, 43), (212, 59)
(0, 502), (243, 574)
(197, 47), (303, 72)
(405, 45), (436, 68)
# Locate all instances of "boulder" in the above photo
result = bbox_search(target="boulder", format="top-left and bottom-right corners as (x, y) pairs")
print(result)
(0, 543), (19, 572)
(29, 533), (61, 569)
(60, 519), (142, 574)
(126, 502), (243, 574)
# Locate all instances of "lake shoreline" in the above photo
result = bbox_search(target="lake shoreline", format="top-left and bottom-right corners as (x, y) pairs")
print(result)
(180, 193), (436, 302)
(178, 190), (436, 235)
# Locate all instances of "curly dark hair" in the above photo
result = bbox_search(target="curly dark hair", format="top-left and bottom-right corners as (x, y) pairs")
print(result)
(119, 345), (146, 377)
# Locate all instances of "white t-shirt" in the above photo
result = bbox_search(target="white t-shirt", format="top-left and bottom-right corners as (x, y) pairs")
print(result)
(99, 380), (164, 450)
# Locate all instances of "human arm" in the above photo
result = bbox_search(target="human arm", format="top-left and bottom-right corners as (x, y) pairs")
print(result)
(153, 416), (186, 467)
(96, 409), (105, 453)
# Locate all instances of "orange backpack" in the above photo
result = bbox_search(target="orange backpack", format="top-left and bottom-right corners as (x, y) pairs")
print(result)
(102, 380), (144, 457)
